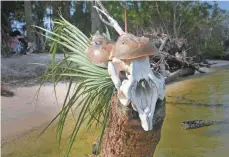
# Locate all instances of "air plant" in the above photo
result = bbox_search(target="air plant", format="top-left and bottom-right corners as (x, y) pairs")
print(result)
(35, 16), (115, 157)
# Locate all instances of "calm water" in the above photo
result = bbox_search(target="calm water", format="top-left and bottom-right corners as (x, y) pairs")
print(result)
(2, 70), (229, 157)
(155, 69), (229, 157)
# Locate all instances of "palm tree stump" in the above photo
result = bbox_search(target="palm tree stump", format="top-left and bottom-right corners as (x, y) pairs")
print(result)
(100, 94), (166, 157)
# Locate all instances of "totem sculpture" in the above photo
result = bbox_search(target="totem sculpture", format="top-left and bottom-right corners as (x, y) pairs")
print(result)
(85, 0), (166, 132)
(85, 2), (166, 156)
(108, 33), (165, 131)
(87, 32), (165, 131)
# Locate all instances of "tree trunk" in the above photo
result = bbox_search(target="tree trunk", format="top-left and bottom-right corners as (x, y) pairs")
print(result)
(91, 1), (103, 34)
(100, 94), (166, 157)
(165, 67), (195, 84)
(24, 1), (36, 50)
(62, 1), (71, 21)
(33, 1), (46, 52)
(1, 25), (11, 56)
(35, 30), (44, 52)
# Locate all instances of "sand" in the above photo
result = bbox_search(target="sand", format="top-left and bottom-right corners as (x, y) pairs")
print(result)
(1, 83), (70, 143)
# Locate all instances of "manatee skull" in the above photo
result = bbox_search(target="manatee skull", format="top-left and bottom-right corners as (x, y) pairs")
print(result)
(108, 33), (165, 131)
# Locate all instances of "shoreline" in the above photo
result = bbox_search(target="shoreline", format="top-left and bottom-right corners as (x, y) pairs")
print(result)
(2, 68), (229, 145)
(1, 53), (229, 87)
(2, 59), (229, 88)
(1, 56), (229, 144)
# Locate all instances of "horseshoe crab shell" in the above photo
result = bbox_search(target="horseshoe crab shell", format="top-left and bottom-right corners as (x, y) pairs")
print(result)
(110, 33), (158, 60)
(87, 32), (114, 68)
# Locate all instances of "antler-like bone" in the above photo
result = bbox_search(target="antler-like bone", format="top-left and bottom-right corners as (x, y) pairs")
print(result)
(93, 0), (124, 35)
(108, 61), (122, 90)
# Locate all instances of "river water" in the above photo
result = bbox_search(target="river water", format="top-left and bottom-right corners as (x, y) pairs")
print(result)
(155, 69), (229, 157)
(2, 69), (229, 157)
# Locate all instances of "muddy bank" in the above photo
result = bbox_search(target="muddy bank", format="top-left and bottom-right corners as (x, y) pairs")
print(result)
(1, 54), (228, 85)
(1, 54), (229, 86)
(1, 53), (64, 85)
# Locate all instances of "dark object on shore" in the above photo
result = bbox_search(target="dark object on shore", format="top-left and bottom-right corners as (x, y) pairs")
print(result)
(1, 87), (14, 97)
(182, 120), (225, 130)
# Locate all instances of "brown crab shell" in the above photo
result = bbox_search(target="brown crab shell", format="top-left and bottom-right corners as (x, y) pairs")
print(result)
(87, 43), (114, 68)
(110, 33), (158, 60)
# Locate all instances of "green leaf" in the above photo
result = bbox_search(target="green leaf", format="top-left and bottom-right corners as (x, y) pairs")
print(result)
(36, 17), (115, 157)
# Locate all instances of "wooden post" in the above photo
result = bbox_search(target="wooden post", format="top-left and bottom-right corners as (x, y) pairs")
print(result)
(100, 94), (166, 157)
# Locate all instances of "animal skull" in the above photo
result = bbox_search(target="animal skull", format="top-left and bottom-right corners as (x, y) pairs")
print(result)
(108, 33), (165, 131)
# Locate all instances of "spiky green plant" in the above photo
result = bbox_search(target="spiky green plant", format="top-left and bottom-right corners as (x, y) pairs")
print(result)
(35, 16), (115, 156)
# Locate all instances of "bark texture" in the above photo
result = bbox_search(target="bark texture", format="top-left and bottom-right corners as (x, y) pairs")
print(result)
(100, 94), (166, 157)
(91, 1), (103, 34)
(24, 1), (36, 49)
(165, 67), (195, 84)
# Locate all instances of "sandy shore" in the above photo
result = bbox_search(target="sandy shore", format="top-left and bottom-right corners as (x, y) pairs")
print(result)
(1, 83), (70, 143)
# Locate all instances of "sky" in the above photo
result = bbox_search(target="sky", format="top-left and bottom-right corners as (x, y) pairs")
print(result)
(209, 1), (229, 10)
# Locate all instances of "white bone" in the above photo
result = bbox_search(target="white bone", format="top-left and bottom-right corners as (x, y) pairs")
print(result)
(128, 57), (161, 131)
(119, 79), (131, 106)
(93, 2), (124, 35)
(108, 61), (121, 90)
(148, 71), (165, 100)
(108, 57), (165, 131)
